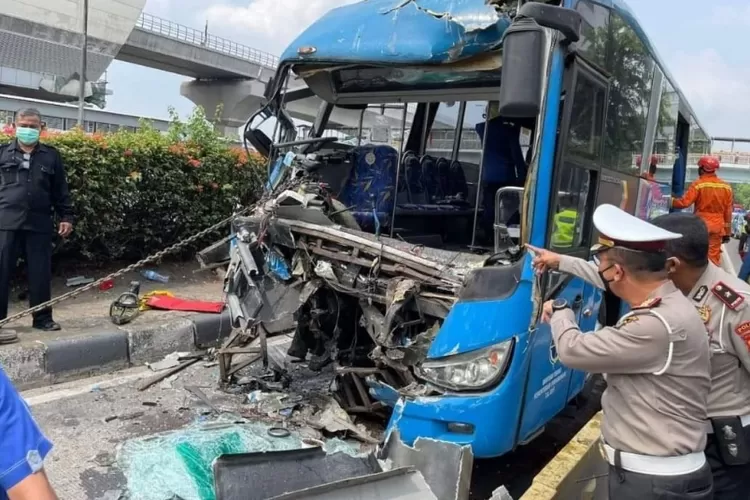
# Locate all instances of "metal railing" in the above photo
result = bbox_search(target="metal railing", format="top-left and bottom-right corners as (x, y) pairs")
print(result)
(636, 153), (750, 167)
(135, 12), (280, 70)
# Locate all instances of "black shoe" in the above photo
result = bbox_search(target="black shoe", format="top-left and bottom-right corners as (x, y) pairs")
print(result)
(32, 320), (61, 331)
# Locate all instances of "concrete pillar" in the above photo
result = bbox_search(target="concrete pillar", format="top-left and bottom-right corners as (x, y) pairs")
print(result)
(180, 79), (266, 129)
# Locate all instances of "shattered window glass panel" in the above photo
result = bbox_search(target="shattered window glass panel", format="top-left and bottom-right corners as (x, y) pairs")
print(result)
(117, 417), (362, 500)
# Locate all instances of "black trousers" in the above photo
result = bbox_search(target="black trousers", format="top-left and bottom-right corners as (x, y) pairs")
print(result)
(0, 230), (53, 324)
(608, 462), (713, 499)
(706, 431), (750, 499)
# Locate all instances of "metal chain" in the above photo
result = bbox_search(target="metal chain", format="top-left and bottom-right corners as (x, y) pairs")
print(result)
(0, 177), (299, 328)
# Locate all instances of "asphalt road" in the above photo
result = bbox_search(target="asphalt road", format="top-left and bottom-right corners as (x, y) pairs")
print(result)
(25, 242), (744, 500)
(23, 359), (603, 500)
(726, 238), (742, 273)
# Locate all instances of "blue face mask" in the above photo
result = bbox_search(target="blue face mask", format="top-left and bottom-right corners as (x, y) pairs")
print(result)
(16, 127), (40, 146)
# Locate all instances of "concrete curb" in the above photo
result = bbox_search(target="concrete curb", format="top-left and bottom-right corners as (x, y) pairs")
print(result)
(1, 310), (233, 390)
(520, 412), (605, 499)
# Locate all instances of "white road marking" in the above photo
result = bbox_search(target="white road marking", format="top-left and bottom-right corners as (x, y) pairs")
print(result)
(22, 367), (153, 406)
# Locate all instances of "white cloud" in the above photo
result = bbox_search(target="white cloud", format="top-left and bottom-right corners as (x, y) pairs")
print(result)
(203, 0), (357, 55)
(670, 48), (750, 138)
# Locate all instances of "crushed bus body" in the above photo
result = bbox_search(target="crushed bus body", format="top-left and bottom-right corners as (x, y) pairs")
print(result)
(204, 0), (714, 462)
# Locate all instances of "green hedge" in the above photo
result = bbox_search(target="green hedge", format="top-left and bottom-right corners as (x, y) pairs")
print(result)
(0, 108), (265, 263)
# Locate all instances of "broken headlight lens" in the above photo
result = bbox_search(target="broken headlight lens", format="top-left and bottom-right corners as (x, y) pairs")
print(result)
(415, 339), (514, 392)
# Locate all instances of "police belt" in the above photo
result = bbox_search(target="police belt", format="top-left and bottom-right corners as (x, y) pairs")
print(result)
(706, 414), (750, 434)
(601, 442), (707, 476)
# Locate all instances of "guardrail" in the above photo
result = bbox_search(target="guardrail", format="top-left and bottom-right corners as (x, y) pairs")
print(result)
(135, 12), (280, 70)
(635, 153), (750, 166)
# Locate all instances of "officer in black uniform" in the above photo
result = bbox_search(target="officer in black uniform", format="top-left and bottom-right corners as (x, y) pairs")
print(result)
(0, 108), (74, 331)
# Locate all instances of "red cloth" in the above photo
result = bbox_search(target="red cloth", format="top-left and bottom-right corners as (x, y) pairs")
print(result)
(145, 295), (225, 314)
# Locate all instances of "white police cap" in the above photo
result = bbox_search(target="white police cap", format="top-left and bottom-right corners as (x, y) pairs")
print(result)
(591, 204), (682, 253)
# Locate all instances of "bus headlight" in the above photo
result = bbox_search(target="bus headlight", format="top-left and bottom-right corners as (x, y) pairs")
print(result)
(415, 339), (514, 392)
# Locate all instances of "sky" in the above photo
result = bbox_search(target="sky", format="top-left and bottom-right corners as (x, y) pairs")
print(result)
(105, 0), (750, 150)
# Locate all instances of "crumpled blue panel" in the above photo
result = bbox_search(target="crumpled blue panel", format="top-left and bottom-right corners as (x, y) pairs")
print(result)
(280, 0), (511, 64)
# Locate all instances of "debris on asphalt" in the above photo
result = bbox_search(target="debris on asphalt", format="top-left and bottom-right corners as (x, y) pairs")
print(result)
(67, 276), (95, 287)
(138, 358), (200, 391)
(147, 352), (191, 372)
(119, 411), (145, 421)
(184, 385), (220, 414)
(489, 486), (514, 500)
(104, 415), (118, 423)
(142, 401), (158, 407)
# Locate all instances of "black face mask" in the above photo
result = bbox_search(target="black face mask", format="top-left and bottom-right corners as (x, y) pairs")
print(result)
(598, 264), (617, 293)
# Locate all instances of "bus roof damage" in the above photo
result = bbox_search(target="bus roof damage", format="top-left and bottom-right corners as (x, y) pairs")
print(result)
(279, 0), (516, 65)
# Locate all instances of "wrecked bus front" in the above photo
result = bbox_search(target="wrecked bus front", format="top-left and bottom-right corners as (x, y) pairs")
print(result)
(222, 0), (614, 459)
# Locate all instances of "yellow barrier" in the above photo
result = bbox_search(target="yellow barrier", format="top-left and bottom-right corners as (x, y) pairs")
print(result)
(520, 411), (607, 500)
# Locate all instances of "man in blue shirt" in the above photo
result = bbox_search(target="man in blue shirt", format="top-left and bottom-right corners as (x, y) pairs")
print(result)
(0, 366), (56, 500)
(475, 102), (527, 244)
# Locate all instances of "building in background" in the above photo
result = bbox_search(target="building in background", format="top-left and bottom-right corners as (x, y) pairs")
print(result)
(0, 94), (169, 134)
(0, 0), (146, 107)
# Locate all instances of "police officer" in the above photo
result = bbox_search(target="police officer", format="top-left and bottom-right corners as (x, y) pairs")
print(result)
(651, 212), (750, 499)
(0, 366), (57, 499)
(533, 204), (713, 499)
(0, 108), (74, 332)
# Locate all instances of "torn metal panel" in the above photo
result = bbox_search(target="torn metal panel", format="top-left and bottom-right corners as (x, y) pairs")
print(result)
(381, 430), (473, 500)
(213, 448), (381, 500)
(269, 467), (437, 500)
(280, 0), (516, 64)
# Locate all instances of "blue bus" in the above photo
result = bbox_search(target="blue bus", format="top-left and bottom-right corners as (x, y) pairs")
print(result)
(228, 0), (712, 459)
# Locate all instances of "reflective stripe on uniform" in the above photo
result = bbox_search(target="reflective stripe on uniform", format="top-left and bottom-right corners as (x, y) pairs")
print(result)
(618, 310), (674, 375)
(695, 183), (732, 191)
(601, 442), (707, 476)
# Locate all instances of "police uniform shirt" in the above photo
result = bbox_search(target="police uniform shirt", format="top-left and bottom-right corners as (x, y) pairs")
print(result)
(0, 367), (52, 497)
(0, 139), (74, 232)
(550, 282), (711, 456)
(689, 263), (750, 418)
(548, 204), (711, 456)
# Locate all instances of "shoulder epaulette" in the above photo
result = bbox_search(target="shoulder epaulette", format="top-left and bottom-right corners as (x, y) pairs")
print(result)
(632, 297), (661, 310)
(712, 282), (744, 310)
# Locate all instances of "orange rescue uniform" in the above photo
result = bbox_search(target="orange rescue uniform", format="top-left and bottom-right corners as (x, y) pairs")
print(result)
(672, 173), (733, 265)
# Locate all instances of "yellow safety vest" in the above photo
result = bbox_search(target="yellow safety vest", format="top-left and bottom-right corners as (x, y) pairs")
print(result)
(551, 209), (578, 247)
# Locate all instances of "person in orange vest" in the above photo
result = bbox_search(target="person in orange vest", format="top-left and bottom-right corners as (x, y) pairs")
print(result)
(671, 156), (733, 266)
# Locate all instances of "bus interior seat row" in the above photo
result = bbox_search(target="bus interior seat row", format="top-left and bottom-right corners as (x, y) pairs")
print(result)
(317, 106), (532, 250)
(336, 145), (477, 244)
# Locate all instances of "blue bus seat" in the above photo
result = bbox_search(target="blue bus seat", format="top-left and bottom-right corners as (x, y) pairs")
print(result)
(436, 157), (451, 199)
(404, 152), (426, 204)
(337, 145), (399, 230)
(450, 160), (469, 201)
(421, 155), (440, 203)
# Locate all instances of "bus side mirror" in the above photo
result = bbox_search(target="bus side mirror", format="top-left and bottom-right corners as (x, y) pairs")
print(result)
(244, 128), (272, 158)
(497, 4), (582, 119)
(497, 18), (545, 118)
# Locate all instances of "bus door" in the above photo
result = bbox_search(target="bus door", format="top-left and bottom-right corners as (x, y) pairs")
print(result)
(518, 58), (607, 441)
